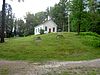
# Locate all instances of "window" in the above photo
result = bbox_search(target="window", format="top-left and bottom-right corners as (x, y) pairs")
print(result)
(53, 27), (55, 32)
(45, 26), (47, 31)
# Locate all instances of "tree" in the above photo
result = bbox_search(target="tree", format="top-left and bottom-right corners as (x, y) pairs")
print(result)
(70, 0), (84, 35)
(0, 0), (24, 43)
(87, 0), (100, 34)
(65, 0), (72, 32)
(17, 19), (25, 36)
(1, 0), (6, 43)
(50, 0), (68, 32)
(50, 4), (62, 30)
(34, 11), (47, 24)
(0, 11), (2, 38)
(24, 12), (35, 35)
(5, 3), (14, 38)
(24, 12), (47, 35)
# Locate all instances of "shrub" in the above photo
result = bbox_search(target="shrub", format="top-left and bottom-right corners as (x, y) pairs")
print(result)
(40, 29), (44, 35)
(80, 32), (100, 37)
(80, 32), (100, 48)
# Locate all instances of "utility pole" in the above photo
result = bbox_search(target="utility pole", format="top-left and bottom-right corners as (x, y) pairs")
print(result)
(1, 0), (6, 43)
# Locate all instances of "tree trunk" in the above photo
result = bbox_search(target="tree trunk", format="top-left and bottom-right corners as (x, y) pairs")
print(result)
(68, 14), (70, 32)
(77, 0), (83, 35)
(0, 0), (5, 43)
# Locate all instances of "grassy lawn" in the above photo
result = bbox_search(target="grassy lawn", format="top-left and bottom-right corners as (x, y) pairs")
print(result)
(0, 32), (100, 62)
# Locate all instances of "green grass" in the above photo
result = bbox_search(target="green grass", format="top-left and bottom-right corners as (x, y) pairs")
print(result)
(0, 32), (100, 62)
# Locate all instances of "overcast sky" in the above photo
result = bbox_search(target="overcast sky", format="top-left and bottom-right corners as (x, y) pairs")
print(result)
(0, 0), (60, 19)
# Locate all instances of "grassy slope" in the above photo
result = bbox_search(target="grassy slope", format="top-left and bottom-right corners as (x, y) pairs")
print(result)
(0, 32), (100, 62)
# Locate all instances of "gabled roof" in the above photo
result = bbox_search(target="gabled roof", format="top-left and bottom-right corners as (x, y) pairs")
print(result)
(34, 20), (57, 28)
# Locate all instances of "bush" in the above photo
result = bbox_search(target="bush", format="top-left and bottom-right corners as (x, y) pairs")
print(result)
(18, 32), (24, 37)
(40, 29), (44, 35)
(80, 32), (100, 37)
(84, 36), (100, 47)
(80, 32), (100, 48)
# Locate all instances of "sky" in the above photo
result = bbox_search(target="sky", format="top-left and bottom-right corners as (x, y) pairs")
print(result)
(0, 0), (60, 19)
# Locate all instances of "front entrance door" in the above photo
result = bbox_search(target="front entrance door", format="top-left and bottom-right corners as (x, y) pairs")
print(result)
(49, 28), (51, 33)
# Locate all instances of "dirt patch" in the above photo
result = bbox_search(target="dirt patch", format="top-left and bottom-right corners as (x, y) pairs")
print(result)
(0, 59), (100, 75)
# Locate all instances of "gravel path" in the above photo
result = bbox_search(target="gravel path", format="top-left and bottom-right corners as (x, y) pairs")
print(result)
(0, 59), (100, 75)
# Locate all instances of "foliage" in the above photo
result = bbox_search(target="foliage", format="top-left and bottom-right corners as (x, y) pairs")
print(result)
(13, 11), (48, 37)
(17, 19), (25, 36)
(50, 0), (68, 31)
(70, 0), (84, 34)
(1, 0), (100, 42)
(0, 0), (24, 43)
(40, 29), (44, 35)
(0, 32), (100, 61)
(5, 3), (14, 38)
(80, 32), (100, 47)
(24, 13), (35, 35)
(23, 12), (47, 36)
(0, 11), (2, 38)
(0, 0), (6, 43)
(69, 0), (100, 34)
(80, 32), (100, 37)
(0, 3), (15, 38)
(34, 11), (47, 24)
(49, 0), (96, 34)
(49, 0), (100, 35)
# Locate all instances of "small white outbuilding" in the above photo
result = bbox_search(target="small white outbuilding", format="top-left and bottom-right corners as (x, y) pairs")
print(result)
(34, 20), (57, 35)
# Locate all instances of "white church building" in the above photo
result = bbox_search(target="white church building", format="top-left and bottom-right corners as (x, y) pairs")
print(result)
(34, 20), (57, 35)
